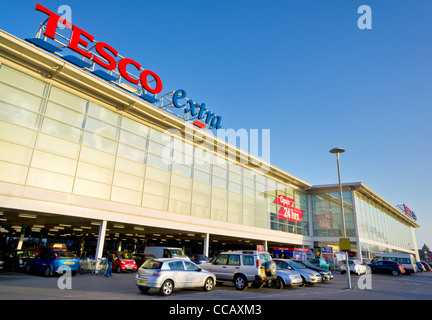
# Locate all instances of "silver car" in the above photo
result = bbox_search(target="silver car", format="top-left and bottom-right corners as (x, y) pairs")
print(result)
(274, 259), (322, 285)
(273, 265), (303, 289)
(135, 258), (216, 296)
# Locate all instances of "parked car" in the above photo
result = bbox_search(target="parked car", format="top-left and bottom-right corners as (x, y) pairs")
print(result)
(5, 249), (36, 272)
(293, 259), (334, 281)
(25, 248), (79, 277)
(112, 251), (137, 273)
(0, 252), (5, 272)
(144, 246), (189, 260)
(368, 261), (405, 276)
(201, 250), (277, 290)
(340, 259), (367, 276)
(190, 254), (210, 265)
(371, 253), (416, 275)
(273, 264), (303, 289)
(416, 262), (426, 272)
(420, 262), (432, 272)
(308, 258), (330, 270)
(273, 259), (322, 285)
(136, 258), (216, 296)
(132, 253), (155, 268)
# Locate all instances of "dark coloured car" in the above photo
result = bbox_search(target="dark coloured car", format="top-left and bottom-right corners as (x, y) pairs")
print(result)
(416, 262), (426, 272)
(26, 248), (79, 277)
(132, 253), (156, 268)
(368, 261), (404, 276)
(190, 254), (210, 265)
(5, 249), (36, 272)
(292, 259), (334, 281)
(0, 252), (5, 272)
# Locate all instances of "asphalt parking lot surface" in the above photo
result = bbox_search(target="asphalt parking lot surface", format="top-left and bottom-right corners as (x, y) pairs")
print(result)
(1, 270), (432, 301)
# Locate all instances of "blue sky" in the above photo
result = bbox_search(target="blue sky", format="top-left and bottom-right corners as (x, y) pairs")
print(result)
(0, 0), (431, 249)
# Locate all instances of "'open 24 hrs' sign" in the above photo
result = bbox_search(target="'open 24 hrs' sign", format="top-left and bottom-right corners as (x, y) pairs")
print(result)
(274, 195), (305, 223)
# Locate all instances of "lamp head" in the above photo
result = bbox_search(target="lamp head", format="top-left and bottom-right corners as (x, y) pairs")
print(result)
(330, 147), (345, 154)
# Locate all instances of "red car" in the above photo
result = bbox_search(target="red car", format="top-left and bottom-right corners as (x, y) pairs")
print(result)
(113, 251), (137, 273)
(420, 262), (432, 272)
(132, 253), (155, 268)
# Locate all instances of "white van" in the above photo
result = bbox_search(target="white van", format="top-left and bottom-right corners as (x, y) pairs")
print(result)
(371, 253), (416, 274)
(144, 246), (190, 260)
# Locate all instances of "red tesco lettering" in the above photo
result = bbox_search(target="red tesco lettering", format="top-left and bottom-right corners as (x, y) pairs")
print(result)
(35, 3), (162, 94)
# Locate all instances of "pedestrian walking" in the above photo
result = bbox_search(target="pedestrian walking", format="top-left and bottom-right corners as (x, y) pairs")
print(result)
(106, 250), (116, 277)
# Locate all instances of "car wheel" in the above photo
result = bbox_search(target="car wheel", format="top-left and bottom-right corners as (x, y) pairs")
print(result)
(160, 279), (174, 296)
(392, 270), (400, 276)
(341, 270), (346, 275)
(25, 264), (31, 274)
(116, 266), (122, 273)
(234, 274), (248, 290)
(44, 266), (52, 277)
(203, 277), (214, 291)
(274, 277), (284, 289)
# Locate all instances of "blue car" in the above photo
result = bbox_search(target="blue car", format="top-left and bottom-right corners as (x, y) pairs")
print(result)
(189, 254), (210, 265)
(25, 249), (79, 277)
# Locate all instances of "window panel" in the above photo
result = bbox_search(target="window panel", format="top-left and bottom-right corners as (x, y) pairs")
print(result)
(0, 121), (37, 147)
(111, 186), (142, 206)
(49, 86), (87, 113)
(117, 143), (146, 163)
(41, 117), (83, 143)
(0, 83), (45, 113)
(85, 116), (119, 140)
(45, 101), (85, 128)
(142, 193), (168, 211)
(122, 116), (149, 137)
(0, 161), (28, 184)
(73, 178), (111, 199)
(31, 150), (77, 176)
(27, 168), (74, 193)
(88, 103), (120, 126)
(0, 65), (46, 95)
(119, 129), (147, 150)
(0, 101), (41, 130)
(82, 131), (117, 154)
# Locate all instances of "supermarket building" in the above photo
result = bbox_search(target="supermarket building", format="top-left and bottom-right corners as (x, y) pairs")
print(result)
(0, 6), (420, 262)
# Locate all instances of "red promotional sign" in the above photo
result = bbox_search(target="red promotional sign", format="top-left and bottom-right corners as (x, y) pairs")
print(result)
(316, 210), (334, 230)
(274, 195), (305, 223)
(403, 204), (413, 217)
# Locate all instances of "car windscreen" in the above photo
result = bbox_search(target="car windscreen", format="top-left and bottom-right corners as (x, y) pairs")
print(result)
(169, 249), (187, 257)
(142, 260), (163, 269)
(118, 252), (133, 259)
(299, 261), (314, 268)
(289, 261), (304, 269)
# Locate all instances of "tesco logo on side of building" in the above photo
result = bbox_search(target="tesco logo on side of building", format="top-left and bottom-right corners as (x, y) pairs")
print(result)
(33, 3), (163, 98)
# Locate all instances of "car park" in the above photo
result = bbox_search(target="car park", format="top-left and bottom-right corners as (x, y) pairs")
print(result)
(273, 264), (303, 289)
(368, 261), (405, 276)
(293, 259), (334, 281)
(112, 251), (137, 273)
(308, 258), (330, 270)
(340, 259), (367, 276)
(201, 250), (277, 290)
(273, 259), (322, 285)
(25, 248), (79, 277)
(5, 249), (36, 272)
(132, 253), (155, 269)
(135, 258), (216, 296)
(190, 254), (210, 265)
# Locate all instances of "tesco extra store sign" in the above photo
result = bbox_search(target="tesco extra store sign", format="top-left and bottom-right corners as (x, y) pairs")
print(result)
(28, 4), (222, 130)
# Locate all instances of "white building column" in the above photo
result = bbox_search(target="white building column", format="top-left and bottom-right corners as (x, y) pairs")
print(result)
(203, 233), (210, 257)
(95, 220), (107, 260)
(263, 240), (268, 252)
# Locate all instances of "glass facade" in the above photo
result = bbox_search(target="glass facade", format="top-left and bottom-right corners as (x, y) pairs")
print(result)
(311, 191), (356, 237)
(355, 193), (414, 251)
(0, 64), (310, 236)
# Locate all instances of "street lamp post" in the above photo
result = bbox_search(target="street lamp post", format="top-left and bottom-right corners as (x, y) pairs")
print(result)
(329, 147), (352, 290)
